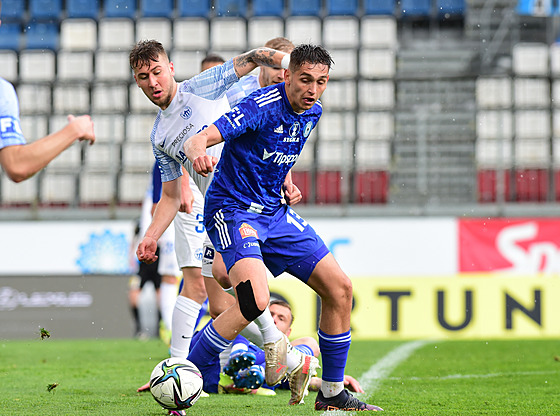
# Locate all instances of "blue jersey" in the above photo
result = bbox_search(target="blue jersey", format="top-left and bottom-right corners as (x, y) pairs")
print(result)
(207, 83), (322, 218)
(0, 77), (25, 150)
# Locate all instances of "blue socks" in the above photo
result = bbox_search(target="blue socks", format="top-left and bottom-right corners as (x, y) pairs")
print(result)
(318, 329), (351, 382)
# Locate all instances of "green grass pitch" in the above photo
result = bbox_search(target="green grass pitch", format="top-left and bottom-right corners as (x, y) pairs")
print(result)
(0, 337), (558, 415)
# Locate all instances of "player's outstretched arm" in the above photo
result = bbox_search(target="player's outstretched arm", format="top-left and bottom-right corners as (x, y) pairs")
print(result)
(183, 125), (223, 177)
(0, 114), (95, 183)
(232, 47), (289, 79)
(137, 178), (181, 264)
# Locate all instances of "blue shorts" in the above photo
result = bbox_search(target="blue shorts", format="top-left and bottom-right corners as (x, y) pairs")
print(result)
(205, 204), (329, 283)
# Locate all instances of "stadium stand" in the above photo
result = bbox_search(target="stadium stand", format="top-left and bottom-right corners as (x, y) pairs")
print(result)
(3, 0), (560, 213)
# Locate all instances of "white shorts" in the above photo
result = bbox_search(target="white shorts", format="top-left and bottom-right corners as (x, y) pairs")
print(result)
(174, 182), (206, 269)
(201, 235), (215, 278)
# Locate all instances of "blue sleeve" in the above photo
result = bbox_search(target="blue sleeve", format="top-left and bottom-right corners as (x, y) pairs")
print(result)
(152, 161), (163, 204)
(214, 95), (263, 142)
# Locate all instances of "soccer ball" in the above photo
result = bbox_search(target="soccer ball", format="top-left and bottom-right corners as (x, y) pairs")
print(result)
(149, 358), (203, 410)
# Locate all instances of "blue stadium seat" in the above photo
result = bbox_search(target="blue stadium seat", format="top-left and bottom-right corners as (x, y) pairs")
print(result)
(0, 0), (26, 23)
(289, 0), (322, 16)
(104, 0), (137, 18)
(0, 23), (21, 50)
(327, 0), (358, 15)
(25, 22), (59, 50)
(29, 0), (63, 21)
(399, 0), (431, 18)
(215, 0), (248, 17)
(364, 0), (395, 15)
(177, 0), (211, 17)
(252, 0), (284, 17)
(437, 0), (465, 17)
(67, 0), (100, 19)
(141, 0), (174, 18)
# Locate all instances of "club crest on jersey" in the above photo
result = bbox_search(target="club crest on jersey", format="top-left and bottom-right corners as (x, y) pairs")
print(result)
(289, 122), (300, 137)
(239, 223), (258, 239)
(180, 106), (193, 120)
(303, 121), (313, 138)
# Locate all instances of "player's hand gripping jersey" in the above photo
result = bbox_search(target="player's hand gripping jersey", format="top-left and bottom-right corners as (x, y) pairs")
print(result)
(151, 60), (238, 192)
(0, 78), (26, 149)
(207, 83), (322, 217)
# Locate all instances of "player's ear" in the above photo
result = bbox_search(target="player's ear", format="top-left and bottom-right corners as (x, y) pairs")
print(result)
(169, 61), (175, 77)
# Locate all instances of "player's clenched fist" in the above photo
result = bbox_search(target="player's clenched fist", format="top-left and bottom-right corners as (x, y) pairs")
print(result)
(192, 154), (218, 177)
(67, 114), (95, 145)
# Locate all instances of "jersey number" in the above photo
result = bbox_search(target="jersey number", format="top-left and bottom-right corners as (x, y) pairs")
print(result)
(286, 207), (308, 232)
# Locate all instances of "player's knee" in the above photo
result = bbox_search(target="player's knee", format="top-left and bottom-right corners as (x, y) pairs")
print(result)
(324, 274), (353, 305)
(235, 280), (267, 322)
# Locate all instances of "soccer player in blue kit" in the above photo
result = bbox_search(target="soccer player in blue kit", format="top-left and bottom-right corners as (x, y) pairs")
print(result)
(183, 44), (383, 411)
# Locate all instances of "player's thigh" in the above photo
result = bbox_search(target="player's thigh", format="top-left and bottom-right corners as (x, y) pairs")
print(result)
(228, 257), (270, 309)
(306, 252), (352, 301)
(174, 210), (206, 269)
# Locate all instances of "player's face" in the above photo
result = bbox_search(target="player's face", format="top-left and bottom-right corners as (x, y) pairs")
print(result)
(285, 62), (329, 113)
(259, 66), (287, 87)
(270, 303), (292, 335)
(133, 54), (176, 110)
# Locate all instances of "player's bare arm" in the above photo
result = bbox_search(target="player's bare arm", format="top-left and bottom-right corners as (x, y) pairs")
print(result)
(137, 178), (181, 264)
(0, 114), (95, 183)
(183, 125), (223, 177)
(232, 47), (289, 79)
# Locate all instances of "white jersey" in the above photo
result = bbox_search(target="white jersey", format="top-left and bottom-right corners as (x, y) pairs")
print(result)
(0, 77), (26, 149)
(226, 73), (261, 107)
(151, 59), (238, 195)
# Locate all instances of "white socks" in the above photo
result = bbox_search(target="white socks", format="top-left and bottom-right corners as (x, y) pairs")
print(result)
(322, 381), (344, 398)
(169, 295), (202, 358)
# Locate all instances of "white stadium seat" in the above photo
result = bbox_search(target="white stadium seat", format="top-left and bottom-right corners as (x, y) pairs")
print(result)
(121, 141), (155, 172)
(174, 18), (209, 51)
(136, 18), (172, 51)
(40, 172), (77, 205)
(355, 139), (391, 169)
(98, 18), (135, 51)
(514, 78), (549, 108)
(476, 139), (513, 168)
(361, 16), (398, 49)
(60, 18), (97, 51)
(317, 139), (353, 169)
(19, 50), (55, 82)
(170, 50), (206, 80)
(515, 110), (550, 139)
(359, 49), (396, 78)
(80, 171), (116, 203)
(53, 83), (90, 114)
(318, 112), (356, 141)
(248, 17), (284, 49)
(328, 49), (358, 79)
(92, 114), (126, 143)
(119, 172), (150, 203)
(512, 43), (549, 76)
(1, 174), (38, 204)
(210, 17), (247, 51)
(321, 80), (357, 110)
(129, 84), (158, 113)
(476, 77), (512, 109)
(57, 51), (93, 81)
(92, 83), (129, 113)
(476, 110), (513, 140)
(95, 50), (131, 81)
(285, 16), (321, 45)
(323, 16), (359, 49)
(17, 84), (52, 115)
(357, 111), (394, 141)
(358, 80), (395, 110)
(126, 114), (158, 142)
(0, 50), (18, 83)
(20, 115), (48, 140)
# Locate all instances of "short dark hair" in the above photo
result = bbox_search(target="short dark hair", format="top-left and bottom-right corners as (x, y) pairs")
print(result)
(289, 44), (334, 72)
(269, 299), (294, 325)
(129, 39), (167, 70)
(201, 53), (225, 67)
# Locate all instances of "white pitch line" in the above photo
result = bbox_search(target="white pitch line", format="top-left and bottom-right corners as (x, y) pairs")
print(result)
(384, 369), (559, 382)
(358, 340), (431, 394)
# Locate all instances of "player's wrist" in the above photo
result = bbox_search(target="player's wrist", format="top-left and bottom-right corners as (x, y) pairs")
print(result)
(281, 55), (290, 70)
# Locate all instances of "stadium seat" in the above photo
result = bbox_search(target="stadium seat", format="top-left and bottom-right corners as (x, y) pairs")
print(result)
(136, 18), (173, 50)
(515, 168), (548, 202)
(17, 84), (52, 114)
(248, 17), (284, 48)
(363, 0), (395, 15)
(252, 0), (284, 17)
(170, 50), (206, 80)
(119, 172), (150, 203)
(0, 0), (26, 22)
(359, 49), (396, 78)
(354, 169), (389, 204)
(361, 16), (398, 49)
(60, 18), (97, 50)
(0, 22), (21, 50)
(358, 81), (395, 110)
(0, 50), (18, 82)
(129, 84), (156, 112)
(477, 169), (511, 202)
(174, 18), (209, 50)
(95, 50), (131, 81)
(290, 170), (312, 203)
(20, 114), (49, 139)
(177, 0), (212, 17)
(289, 0), (322, 16)
(215, 0), (248, 17)
(57, 51), (94, 80)
(104, 0), (137, 19)
(355, 138), (391, 170)
(475, 77), (512, 109)
(437, 0), (465, 17)
(476, 110), (513, 141)
(93, 82), (128, 113)
(98, 18), (135, 50)
(515, 110), (550, 140)
(141, 0), (174, 18)
(514, 78), (549, 108)
(40, 172), (78, 205)
(318, 112), (356, 141)
(358, 112), (394, 140)
(210, 17), (247, 50)
(79, 171), (116, 205)
(24, 22), (59, 50)
(321, 80), (356, 110)
(327, 0), (359, 15)
(513, 43), (549, 76)
(126, 114), (159, 142)
(516, 139), (549, 167)
(66, 0), (100, 19)
(327, 49), (358, 79)
(121, 141), (156, 172)
(19, 50), (56, 82)
(399, 0), (432, 18)
(1, 175), (38, 205)
(92, 114), (126, 143)
(315, 170), (343, 204)
(285, 16), (322, 45)
(29, 0), (63, 21)
(53, 83), (90, 114)
(83, 143), (118, 171)
(323, 16), (359, 49)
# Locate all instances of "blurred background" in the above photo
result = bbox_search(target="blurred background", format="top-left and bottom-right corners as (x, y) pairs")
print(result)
(1, 0), (559, 341)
